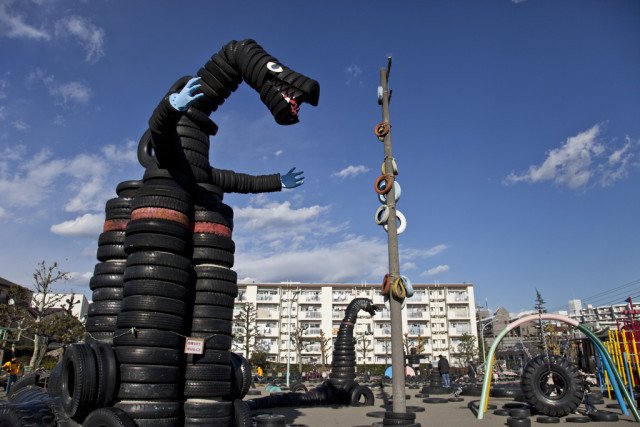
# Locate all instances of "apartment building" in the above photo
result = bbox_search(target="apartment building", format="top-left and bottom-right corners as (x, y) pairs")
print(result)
(234, 282), (477, 367)
(32, 292), (90, 321)
(569, 300), (630, 329)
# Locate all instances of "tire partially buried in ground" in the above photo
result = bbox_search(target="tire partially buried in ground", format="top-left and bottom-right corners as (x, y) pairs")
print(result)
(521, 355), (584, 417)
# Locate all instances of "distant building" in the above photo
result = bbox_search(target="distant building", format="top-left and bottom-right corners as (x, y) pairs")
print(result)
(568, 299), (582, 317)
(32, 293), (89, 321)
(236, 282), (478, 367)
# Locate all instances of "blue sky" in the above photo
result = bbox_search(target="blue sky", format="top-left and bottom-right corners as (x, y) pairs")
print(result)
(0, 0), (638, 313)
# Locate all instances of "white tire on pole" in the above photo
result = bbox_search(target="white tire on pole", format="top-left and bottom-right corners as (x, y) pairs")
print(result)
(384, 210), (406, 234)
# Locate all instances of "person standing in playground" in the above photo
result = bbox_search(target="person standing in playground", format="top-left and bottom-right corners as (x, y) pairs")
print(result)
(438, 354), (450, 387)
(2, 356), (22, 395)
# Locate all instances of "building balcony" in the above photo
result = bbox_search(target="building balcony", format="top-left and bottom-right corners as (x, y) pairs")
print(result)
(447, 311), (470, 319)
(256, 295), (278, 303)
(408, 328), (429, 336)
(449, 328), (471, 336)
(305, 327), (322, 336)
(301, 311), (322, 319)
(447, 294), (469, 304)
(374, 328), (392, 336)
(407, 311), (428, 319)
(256, 310), (279, 319)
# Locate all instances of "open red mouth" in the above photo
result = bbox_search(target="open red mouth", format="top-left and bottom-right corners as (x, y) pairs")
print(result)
(281, 89), (300, 116)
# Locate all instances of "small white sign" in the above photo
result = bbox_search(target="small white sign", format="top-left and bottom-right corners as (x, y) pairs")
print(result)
(184, 337), (205, 355)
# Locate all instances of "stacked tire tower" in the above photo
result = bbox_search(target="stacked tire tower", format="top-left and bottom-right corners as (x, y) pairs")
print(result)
(110, 39), (317, 426)
(86, 179), (142, 344)
(247, 298), (377, 410)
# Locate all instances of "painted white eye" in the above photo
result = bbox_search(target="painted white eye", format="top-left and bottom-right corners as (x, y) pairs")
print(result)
(267, 61), (283, 73)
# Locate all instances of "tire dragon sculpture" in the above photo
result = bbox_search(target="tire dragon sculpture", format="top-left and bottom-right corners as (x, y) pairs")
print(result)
(247, 298), (378, 410)
(1, 39), (320, 427)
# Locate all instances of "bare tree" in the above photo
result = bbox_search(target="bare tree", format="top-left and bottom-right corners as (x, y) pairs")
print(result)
(0, 286), (32, 362)
(28, 261), (69, 369)
(232, 302), (259, 358)
(316, 330), (332, 368)
(290, 324), (309, 374)
(356, 334), (373, 372)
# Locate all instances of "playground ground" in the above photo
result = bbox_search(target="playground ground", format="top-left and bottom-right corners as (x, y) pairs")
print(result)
(1, 386), (635, 426)
(249, 387), (637, 426)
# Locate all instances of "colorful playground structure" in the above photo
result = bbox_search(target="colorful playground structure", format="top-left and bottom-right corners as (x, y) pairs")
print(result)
(477, 312), (640, 422)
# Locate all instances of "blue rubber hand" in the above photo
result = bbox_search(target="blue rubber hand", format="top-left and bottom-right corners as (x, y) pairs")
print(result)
(169, 77), (204, 111)
(281, 167), (305, 189)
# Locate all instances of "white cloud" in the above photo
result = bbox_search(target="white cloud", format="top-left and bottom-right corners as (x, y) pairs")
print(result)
(54, 15), (105, 63)
(401, 262), (417, 271)
(275, 149), (283, 157)
(234, 200), (326, 231)
(11, 120), (28, 131)
(504, 124), (638, 190)
(421, 264), (450, 276)
(332, 165), (370, 179)
(0, 1), (50, 40)
(0, 206), (5, 218)
(0, 106), (7, 120)
(0, 77), (7, 99)
(345, 64), (363, 85)
(102, 139), (138, 164)
(235, 236), (388, 283)
(26, 68), (91, 105)
(401, 244), (448, 260)
(0, 139), (140, 218)
(50, 213), (103, 236)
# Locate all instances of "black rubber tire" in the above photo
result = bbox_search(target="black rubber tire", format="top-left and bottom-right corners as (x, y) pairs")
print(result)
(120, 364), (180, 383)
(90, 341), (118, 408)
(83, 407), (137, 427)
(183, 380), (231, 397)
(536, 416), (560, 423)
(383, 411), (416, 420)
(190, 332), (233, 349)
(506, 417), (531, 427)
(47, 361), (63, 397)
(350, 385), (375, 406)
(194, 264), (237, 282)
(126, 219), (191, 239)
(461, 385), (482, 396)
(193, 209), (233, 228)
(134, 418), (181, 427)
(116, 180), (142, 198)
(125, 250), (192, 271)
(124, 233), (191, 255)
(521, 355), (584, 417)
(61, 343), (98, 422)
(0, 400), (57, 427)
(186, 349), (231, 365)
(192, 247), (234, 266)
(88, 300), (122, 316)
(86, 315), (117, 332)
(121, 294), (187, 316)
(114, 346), (182, 365)
(7, 385), (48, 403)
(234, 399), (252, 427)
(135, 185), (191, 201)
(192, 233), (235, 252)
(90, 273), (123, 290)
(7, 372), (39, 397)
(423, 397), (448, 404)
(114, 401), (180, 419)
(99, 230), (126, 245)
(195, 279), (238, 296)
(565, 416), (591, 423)
(490, 387), (520, 398)
(92, 287), (124, 301)
(494, 409), (511, 416)
(185, 363), (231, 380)
(113, 328), (184, 348)
(118, 382), (179, 400)
(131, 195), (191, 213)
(94, 261), (127, 275)
(589, 411), (618, 421)
(191, 305), (234, 319)
(449, 397), (464, 402)
(124, 264), (191, 284)
(183, 400), (232, 418)
(191, 318), (233, 334)
(194, 293), (235, 307)
(123, 280), (190, 299)
(116, 311), (185, 331)
(510, 408), (531, 417)
(229, 352), (252, 399)
(97, 244), (126, 261)
(290, 381), (308, 393)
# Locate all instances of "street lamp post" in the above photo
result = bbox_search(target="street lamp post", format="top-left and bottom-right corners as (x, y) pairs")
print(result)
(285, 289), (300, 388)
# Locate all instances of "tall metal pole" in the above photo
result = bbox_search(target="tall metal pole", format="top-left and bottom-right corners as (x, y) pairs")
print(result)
(379, 57), (406, 414)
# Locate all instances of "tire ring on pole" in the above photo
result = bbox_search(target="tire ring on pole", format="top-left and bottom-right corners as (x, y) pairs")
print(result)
(375, 205), (390, 225)
(380, 274), (391, 296)
(374, 175), (394, 195)
(381, 158), (399, 176)
(374, 122), (390, 139)
(378, 181), (401, 204)
(383, 210), (407, 234)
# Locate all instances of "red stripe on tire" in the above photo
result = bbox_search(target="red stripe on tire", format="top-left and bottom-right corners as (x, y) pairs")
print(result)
(103, 220), (129, 232)
(131, 207), (190, 227)
(192, 222), (232, 238)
